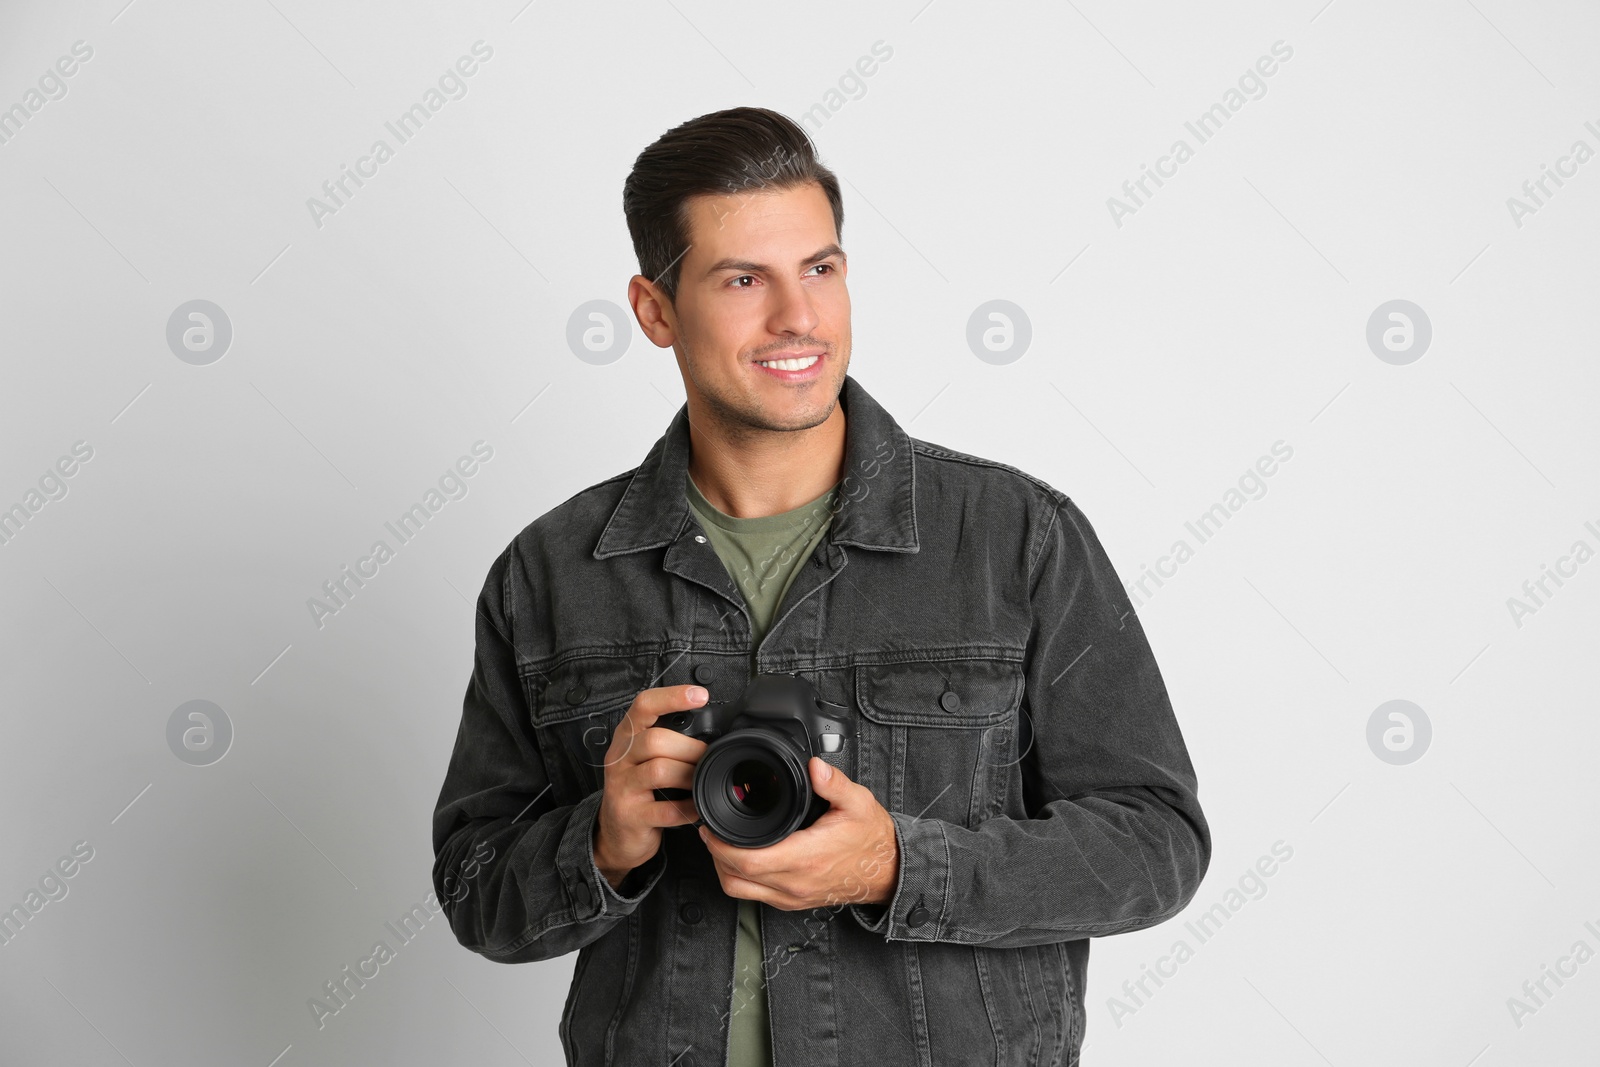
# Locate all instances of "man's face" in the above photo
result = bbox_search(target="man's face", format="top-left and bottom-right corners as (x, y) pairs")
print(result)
(646, 181), (850, 436)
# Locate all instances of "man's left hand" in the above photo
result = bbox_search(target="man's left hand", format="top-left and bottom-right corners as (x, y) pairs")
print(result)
(698, 757), (899, 911)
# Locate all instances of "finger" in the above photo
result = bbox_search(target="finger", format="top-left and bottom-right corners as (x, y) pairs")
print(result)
(697, 825), (725, 855)
(602, 714), (707, 775)
(626, 684), (711, 731)
(808, 756), (862, 805)
(633, 755), (698, 793)
(701, 829), (791, 884)
(719, 873), (805, 911)
(644, 796), (700, 827)
(705, 850), (813, 909)
(630, 726), (710, 767)
(698, 828), (751, 872)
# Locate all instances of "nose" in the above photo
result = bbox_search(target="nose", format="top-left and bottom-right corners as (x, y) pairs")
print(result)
(765, 274), (820, 339)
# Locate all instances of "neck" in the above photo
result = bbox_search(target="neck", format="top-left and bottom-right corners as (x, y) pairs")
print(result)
(685, 400), (846, 519)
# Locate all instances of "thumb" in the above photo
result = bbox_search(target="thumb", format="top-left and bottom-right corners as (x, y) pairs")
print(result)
(810, 756), (849, 798)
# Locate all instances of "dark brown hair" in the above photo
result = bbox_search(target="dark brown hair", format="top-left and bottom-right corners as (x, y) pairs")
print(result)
(622, 107), (844, 302)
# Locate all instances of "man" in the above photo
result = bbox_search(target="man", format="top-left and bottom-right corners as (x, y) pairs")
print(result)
(432, 106), (1210, 1067)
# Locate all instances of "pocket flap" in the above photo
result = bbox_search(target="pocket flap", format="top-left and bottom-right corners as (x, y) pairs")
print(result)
(855, 659), (1023, 728)
(531, 656), (647, 725)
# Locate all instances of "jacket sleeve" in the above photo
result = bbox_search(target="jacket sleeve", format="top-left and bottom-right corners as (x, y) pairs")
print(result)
(431, 545), (668, 964)
(850, 495), (1210, 948)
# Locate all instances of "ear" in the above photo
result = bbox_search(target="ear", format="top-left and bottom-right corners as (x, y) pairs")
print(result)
(628, 274), (677, 349)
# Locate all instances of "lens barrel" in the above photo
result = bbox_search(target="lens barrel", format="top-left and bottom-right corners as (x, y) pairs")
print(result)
(693, 729), (813, 847)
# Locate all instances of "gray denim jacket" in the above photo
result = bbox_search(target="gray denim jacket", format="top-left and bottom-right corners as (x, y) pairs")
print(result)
(431, 373), (1211, 1067)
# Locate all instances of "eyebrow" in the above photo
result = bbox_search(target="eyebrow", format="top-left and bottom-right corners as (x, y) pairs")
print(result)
(702, 243), (845, 278)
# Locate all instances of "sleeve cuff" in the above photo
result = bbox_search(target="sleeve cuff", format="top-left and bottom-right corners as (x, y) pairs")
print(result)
(600, 842), (667, 906)
(848, 810), (950, 941)
(555, 789), (668, 922)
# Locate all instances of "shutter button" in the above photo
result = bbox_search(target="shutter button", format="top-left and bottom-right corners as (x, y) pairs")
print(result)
(939, 690), (961, 713)
(566, 685), (588, 705)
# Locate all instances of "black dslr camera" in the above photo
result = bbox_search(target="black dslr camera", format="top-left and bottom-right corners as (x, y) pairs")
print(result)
(652, 673), (852, 848)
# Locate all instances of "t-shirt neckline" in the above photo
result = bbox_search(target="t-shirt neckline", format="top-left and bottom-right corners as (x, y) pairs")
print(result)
(684, 471), (839, 535)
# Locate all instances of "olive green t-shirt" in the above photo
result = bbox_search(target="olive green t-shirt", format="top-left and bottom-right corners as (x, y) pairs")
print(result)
(685, 470), (839, 1067)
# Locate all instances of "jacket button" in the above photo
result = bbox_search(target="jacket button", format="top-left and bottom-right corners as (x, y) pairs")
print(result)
(939, 690), (961, 713)
(566, 685), (588, 705)
(812, 552), (823, 567)
(679, 902), (704, 924)
(906, 904), (930, 927)
(692, 664), (712, 684)
(573, 878), (593, 909)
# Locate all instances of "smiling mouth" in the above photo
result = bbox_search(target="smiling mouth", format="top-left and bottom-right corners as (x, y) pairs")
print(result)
(753, 350), (823, 371)
(752, 355), (819, 371)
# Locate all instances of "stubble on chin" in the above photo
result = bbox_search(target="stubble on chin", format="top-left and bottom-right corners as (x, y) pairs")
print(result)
(692, 356), (847, 443)
(704, 391), (832, 444)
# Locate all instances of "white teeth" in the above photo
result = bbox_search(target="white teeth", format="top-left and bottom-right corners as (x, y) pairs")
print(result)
(756, 355), (820, 371)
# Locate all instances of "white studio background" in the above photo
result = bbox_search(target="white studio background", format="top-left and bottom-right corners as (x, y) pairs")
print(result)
(2, 1), (1597, 1064)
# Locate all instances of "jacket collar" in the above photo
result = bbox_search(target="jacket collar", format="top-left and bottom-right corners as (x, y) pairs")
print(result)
(594, 374), (918, 559)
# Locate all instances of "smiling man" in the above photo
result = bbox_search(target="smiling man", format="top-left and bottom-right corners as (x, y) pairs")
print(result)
(432, 107), (1211, 1067)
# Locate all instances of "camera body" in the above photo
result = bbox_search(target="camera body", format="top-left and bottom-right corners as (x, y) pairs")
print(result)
(652, 672), (852, 848)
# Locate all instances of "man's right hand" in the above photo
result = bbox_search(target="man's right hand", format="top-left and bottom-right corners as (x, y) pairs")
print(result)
(592, 685), (711, 889)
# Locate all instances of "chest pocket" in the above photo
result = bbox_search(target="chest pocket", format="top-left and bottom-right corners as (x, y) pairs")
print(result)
(528, 655), (653, 802)
(853, 658), (1025, 828)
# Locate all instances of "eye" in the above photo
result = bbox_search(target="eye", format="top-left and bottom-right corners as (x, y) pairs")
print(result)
(729, 274), (758, 289)
(806, 263), (836, 277)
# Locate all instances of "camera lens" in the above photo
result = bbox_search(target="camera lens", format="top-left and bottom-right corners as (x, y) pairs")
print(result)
(727, 758), (782, 817)
(694, 732), (809, 847)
